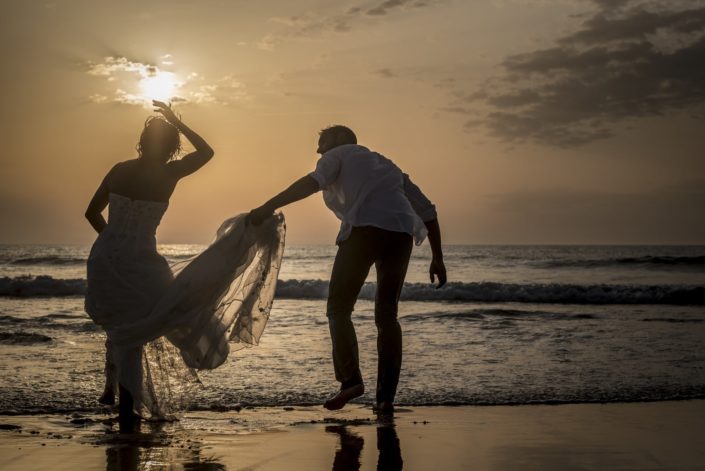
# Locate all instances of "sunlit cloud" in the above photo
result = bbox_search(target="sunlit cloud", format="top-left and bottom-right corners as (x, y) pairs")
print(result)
(367, 0), (430, 16)
(86, 56), (247, 107)
(256, 34), (276, 52)
(87, 93), (109, 104)
(87, 56), (146, 77)
(450, 0), (705, 147)
(375, 68), (398, 78)
(256, 0), (445, 51)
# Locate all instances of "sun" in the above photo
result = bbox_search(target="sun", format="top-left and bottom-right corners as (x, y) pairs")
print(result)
(138, 70), (179, 102)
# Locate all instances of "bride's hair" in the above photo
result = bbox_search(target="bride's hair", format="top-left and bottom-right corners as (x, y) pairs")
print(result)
(136, 116), (182, 161)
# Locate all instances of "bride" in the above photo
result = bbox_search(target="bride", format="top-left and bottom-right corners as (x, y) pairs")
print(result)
(84, 101), (285, 432)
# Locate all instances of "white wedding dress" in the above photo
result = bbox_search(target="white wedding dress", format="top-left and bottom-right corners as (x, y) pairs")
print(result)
(85, 193), (285, 418)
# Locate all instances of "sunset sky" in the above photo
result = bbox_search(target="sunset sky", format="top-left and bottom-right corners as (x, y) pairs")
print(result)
(1, 0), (703, 245)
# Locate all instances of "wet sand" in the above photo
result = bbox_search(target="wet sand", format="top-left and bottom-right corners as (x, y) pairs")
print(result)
(1, 401), (704, 470)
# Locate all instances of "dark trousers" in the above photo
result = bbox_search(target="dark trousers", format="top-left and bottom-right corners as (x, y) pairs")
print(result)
(327, 226), (413, 403)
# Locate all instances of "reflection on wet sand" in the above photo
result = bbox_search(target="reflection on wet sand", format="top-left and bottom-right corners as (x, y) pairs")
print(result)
(327, 415), (403, 471)
(376, 421), (403, 471)
(105, 444), (226, 471)
(97, 411), (403, 470)
(327, 425), (364, 471)
(103, 422), (225, 471)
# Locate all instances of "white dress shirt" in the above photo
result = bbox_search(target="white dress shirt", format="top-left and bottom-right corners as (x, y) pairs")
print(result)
(308, 144), (437, 245)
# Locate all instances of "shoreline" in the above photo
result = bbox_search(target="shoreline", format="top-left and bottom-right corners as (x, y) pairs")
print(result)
(4, 395), (705, 416)
(1, 400), (704, 470)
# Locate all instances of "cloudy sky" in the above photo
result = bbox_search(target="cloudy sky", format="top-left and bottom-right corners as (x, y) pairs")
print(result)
(1, 0), (703, 244)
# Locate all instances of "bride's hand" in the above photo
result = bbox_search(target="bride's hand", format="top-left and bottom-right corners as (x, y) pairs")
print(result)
(153, 100), (180, 125)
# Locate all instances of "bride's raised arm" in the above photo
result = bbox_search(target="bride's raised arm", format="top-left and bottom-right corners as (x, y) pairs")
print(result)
(153, 100), (215, 179)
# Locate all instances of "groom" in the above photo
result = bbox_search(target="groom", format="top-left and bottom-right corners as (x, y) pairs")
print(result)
(249, 125), (446, 412)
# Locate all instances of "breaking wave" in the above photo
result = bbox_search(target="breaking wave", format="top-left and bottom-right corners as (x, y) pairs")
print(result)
(277, 279), (705, 305)
(1, 276), (704, 305)
(536, 255), (705, 269)
(8, 256), (86, 266)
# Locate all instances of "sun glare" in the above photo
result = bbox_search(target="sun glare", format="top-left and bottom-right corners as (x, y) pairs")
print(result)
(139, 70), (179, 102)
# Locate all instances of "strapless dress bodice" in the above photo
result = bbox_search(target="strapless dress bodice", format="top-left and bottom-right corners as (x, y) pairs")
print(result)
(105, 192), (169, 238)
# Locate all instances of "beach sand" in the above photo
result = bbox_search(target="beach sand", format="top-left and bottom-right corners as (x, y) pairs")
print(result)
(1, 400), (704, 470)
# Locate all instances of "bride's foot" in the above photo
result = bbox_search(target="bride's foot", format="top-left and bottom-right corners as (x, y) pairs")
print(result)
(98, 387), (115, 406)
(118, 411), (141, 433)
(117, 384), (139, 433)
(324, 384), (364, 410)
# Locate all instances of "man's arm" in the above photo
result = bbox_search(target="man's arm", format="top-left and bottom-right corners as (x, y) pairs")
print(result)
(249, 175), (320, 225)
(424, 218), (446, 288)
(403, 173), (446, 287)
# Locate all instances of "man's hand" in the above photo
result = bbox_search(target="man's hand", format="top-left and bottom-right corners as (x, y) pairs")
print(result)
(247, 176), (319, 227)
(248, 205), (274, 226)
(429, 258), (447, 288)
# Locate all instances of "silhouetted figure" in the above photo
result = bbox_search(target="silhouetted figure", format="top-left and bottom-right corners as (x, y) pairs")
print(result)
(105, 440), (139, 471)
(327, 425), (364, 471)
(104, 422), (227, 471)
(377, 424), (403, 470)
(84, 100), (214, 432)
(249, 125), (446, 412)
(326, 421), (403, 471)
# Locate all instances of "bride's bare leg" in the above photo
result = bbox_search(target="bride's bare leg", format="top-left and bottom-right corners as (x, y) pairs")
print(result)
(118, 385), (139, 433)
(99, 340), (116, 405)
(98, 384), (115, 405)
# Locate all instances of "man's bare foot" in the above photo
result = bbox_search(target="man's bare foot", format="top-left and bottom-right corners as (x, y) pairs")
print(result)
(373, 401), (394, 414)
(98, 388), (115, 406)
(323, 384), (364, 410)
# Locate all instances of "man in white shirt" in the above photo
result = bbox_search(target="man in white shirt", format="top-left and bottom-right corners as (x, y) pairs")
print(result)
(249, 125), (446, 412)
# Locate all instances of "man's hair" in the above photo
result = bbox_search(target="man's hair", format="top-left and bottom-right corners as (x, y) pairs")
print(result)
(319, 125), (357, 145)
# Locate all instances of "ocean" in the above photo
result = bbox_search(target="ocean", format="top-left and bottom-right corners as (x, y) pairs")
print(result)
(1, 244), (704, 414)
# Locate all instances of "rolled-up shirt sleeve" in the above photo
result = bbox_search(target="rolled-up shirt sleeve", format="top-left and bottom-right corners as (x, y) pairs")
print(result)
(403, 173), (437, 222)
(309, 149), (342, 189)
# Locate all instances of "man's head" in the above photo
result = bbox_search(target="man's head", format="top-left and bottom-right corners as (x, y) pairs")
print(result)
(317, 125), (357, 154)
